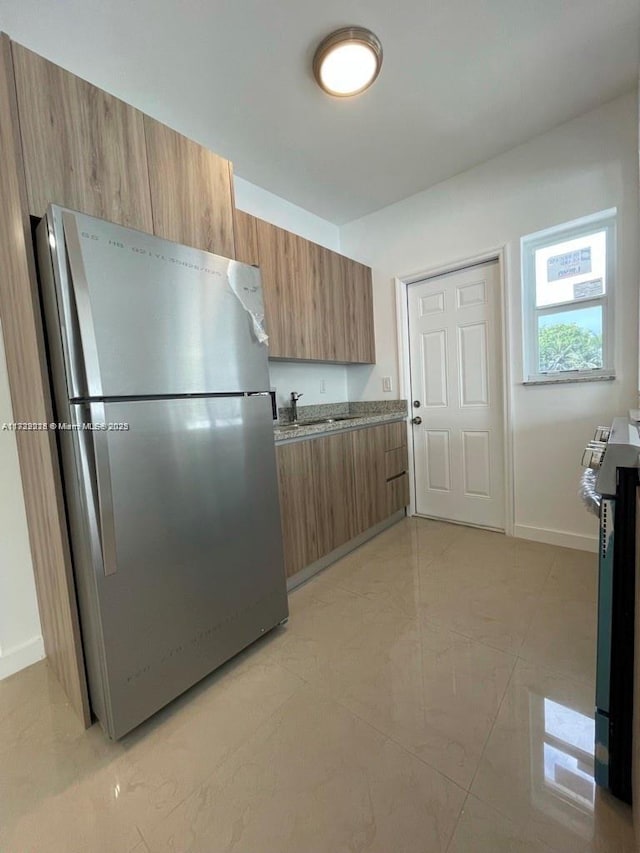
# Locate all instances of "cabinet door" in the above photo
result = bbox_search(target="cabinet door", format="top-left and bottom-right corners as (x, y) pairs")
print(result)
(319, 250), (375, 364)
(276, 442), (319, 577)
(240, 213), (374, 363)
(256, 219), (321, 359)
(144, 116), (235, 258)
(234, 209), (259, 266)
(255, 218), (288, 357)
(312, 432), (357, 555)
(351, 425), (387, 533)
(305, 239), (326, 360)
(344, 259), (376, 363)
(12, 43), (153, 230)
(319, 247), (349, 362)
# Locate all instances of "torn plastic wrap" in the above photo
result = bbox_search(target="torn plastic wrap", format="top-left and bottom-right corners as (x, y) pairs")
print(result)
(227, 261), (269, 345)
(579, 468), (601, 517)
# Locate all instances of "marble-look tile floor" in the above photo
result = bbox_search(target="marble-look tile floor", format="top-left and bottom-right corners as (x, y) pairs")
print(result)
(0, 518), (635, 852)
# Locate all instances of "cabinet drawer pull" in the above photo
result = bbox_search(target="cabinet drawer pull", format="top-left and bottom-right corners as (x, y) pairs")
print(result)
(385, 445), (408, 480)
(386, 472), (409, 514)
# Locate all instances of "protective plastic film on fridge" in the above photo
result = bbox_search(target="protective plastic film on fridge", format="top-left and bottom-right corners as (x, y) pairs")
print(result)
(36, 205), (288, 739)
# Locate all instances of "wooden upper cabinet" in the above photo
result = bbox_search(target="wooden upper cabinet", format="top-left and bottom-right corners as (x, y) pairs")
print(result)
(287, 229), (323, 360)
(318, 246), (347, 362)
(255, 218), (323, 359)
(254, 217), (289, 357)
(144, 116), (235, 258)
(234, 209), (259, 266)
(240, 212), (375, 364)
(344, 259), (376, 364)
(12, 42), (153, 230)
(321, 249), (377, 364)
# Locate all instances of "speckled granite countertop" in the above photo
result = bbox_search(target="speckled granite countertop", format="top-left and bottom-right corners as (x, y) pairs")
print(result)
(274, 400), (408, 443)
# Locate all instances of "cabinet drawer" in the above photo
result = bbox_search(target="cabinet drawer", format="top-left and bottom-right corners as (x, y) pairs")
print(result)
(382, 421), (406, 451)
(387, 473), (409, 515)
(385, 446), (408, 480)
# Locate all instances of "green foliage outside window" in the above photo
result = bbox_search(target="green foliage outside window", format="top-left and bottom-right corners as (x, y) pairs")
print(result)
(538, 323), (603, 373)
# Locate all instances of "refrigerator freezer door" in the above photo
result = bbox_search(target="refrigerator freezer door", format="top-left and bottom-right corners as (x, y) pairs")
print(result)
(46, 205), (269, 399)
(66, 394), (287, 739)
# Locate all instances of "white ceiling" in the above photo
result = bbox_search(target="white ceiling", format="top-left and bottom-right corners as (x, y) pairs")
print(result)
(1, 0), (638, 224)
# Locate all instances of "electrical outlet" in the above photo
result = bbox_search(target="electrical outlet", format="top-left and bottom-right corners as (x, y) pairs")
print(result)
(320, 379), (326, 394)
(382, 376), (392, 393)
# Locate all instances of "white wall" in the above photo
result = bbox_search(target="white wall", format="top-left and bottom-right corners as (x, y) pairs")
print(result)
(268, 363), (348, 410)
(234, 176), (340, 252)
(341, 93), (639, 551)
(234, 175), (350, 410)
(0, 321), (43, 679)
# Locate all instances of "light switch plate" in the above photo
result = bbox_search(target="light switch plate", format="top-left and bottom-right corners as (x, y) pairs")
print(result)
(320, 379), (326, 393)
(382, 376), (392, 392)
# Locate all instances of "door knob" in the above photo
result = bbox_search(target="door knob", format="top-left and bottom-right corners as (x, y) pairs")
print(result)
(412, 416), (422, 425)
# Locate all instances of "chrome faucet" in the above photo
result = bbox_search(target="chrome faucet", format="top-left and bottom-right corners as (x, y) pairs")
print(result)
(290, 391), (303, 423)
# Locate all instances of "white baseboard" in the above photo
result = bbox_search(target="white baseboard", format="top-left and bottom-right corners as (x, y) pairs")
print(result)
(513, 523), (598, 553)
(0, 635), (45, 680)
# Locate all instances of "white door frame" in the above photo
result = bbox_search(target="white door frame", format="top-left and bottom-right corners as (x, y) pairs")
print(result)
(395, 247), (515, 536)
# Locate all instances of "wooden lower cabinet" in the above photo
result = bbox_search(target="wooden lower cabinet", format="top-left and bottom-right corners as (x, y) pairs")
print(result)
(382, 421), (407, 452)
(312, 432), (358, 555)
(385, 446), (407, 480)
(387, 473), (410, 516)
(276, 422), (409, 580)
(351, 425), (388, 532)
(276, 440), (319, 578)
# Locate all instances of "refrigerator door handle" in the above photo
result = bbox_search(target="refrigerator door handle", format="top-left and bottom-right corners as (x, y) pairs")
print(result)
(72, 403), (118, 576)
(62, 211), (104, 399)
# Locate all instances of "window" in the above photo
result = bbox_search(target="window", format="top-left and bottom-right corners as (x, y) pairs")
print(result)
(522, 210), (615, 383)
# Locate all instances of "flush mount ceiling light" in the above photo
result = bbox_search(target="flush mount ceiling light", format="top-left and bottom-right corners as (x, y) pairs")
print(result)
(313, 27), (383, 97)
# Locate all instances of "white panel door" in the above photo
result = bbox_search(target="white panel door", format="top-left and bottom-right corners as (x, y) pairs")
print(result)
(408, 261), (505, 529)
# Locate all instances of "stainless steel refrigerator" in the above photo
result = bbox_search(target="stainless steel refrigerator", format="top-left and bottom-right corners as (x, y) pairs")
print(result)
(36, 205), (288, 740)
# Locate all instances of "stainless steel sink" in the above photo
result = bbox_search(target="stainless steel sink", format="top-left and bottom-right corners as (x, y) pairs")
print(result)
(276, 420), (326, 430)
(299, 415), (361, 426)
(276, 414), (361, 430)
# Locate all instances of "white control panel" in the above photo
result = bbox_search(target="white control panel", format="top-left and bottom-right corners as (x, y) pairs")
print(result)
(592, 417), (640, 498)
(581, 426), (611, 470)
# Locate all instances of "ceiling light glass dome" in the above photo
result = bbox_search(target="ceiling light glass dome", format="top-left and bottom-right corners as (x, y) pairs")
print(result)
(313, 27), (383, 97)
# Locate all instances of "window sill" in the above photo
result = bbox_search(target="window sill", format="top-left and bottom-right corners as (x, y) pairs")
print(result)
(523, 373), (615, 387)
